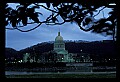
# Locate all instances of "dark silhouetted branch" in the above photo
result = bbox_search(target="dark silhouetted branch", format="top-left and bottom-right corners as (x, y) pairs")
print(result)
(13, 23), (42, 32)
(93, 6), (106, 17)
(34, 3), (58, 13)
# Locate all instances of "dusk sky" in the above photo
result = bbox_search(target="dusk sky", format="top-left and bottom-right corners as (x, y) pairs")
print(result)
(5, 3), (114, 51)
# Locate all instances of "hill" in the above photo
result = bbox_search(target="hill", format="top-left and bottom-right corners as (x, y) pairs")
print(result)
(5, 40), (117, 60)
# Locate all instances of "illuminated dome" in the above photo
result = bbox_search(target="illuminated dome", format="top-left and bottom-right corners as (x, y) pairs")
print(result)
(55, 32), (63, 41)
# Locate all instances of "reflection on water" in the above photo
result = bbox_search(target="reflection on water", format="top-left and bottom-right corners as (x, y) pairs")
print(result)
(5, 71), (116, 75)
(5, 71), (65, 75)
(5, 71), (30, 75)
(5, 66), (116, 75)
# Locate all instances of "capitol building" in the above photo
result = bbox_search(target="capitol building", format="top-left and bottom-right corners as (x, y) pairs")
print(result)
(23, 31), (90, 63)
(53, 31), (74, 62)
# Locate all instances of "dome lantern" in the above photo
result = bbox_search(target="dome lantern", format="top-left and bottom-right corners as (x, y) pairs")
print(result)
(55, 31), (63, 41)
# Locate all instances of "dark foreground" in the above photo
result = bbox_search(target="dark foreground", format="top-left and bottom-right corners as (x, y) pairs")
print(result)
(6, 72), (116, 78)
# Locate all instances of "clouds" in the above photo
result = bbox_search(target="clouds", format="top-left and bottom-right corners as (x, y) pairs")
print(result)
(6, 22), (112, 51)
(5, 3), (113, 51)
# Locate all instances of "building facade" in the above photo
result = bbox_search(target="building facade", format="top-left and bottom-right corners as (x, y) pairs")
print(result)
(53, 31), (74, 62)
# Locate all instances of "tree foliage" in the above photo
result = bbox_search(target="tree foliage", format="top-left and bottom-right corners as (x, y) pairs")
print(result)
(5, 2), (117, 39)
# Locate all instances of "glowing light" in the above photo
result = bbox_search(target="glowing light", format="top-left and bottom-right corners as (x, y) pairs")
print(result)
(109, 3), (116, 5)
(18, 60), (23, 63)
(21, 60), (23, 62)
(81, 49), (82, 52)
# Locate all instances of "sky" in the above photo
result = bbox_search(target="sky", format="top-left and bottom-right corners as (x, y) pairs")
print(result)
(5, 3), (114, 51)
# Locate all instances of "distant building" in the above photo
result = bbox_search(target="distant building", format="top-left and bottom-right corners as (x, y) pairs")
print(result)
(23, 53), (36, 63)
(23, 31), (91, 63)
(53, 31), (74, 62)
(23, 53), (30, 63)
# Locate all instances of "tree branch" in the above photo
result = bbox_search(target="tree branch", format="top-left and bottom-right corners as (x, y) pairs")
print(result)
(13, 23), (42, 32)
(6, 22), (37, 30)
(78, 22), (98, 32)
(45, 21), (65, 25)
(93, 6), (106, 17)
(34, 3), (58, 13)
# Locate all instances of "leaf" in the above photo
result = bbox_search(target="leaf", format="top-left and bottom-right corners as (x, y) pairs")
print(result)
(90, 12), (93, 16)
(46, 3), (50, 8)
(28, 13), (40, 23)
(52, 17), (58, 23)
(11, 19), (17, 27)
(16, 18), (21, 25)
(22, 16), (27, 26)
(9, 15), (17, 27)
(27, 8), (34, 13)
(33, 17), (40, 23)
(84, 18), (92, 25)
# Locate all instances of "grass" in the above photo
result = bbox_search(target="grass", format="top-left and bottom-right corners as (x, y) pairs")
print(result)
(6, 73), (116, 78)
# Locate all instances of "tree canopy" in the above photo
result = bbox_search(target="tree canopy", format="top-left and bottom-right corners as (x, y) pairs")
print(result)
(4, 2), (117, 40)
